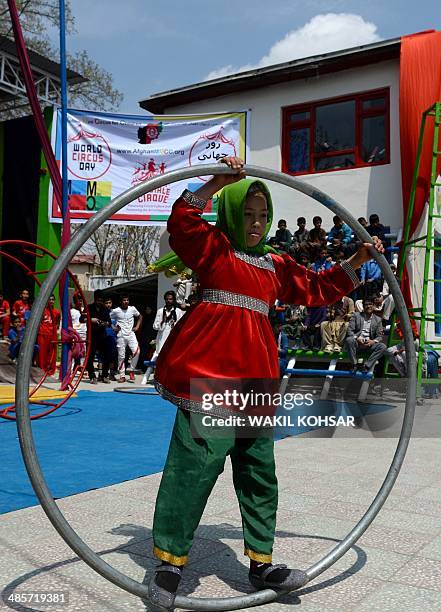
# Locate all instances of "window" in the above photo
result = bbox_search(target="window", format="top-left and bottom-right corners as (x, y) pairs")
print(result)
(282, 89), (390, 175)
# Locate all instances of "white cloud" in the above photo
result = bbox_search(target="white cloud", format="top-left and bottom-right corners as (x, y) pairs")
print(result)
(205, 13), (381, 80)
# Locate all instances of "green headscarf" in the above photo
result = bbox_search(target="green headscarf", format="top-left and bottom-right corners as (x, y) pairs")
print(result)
(148, 179), (278, 277)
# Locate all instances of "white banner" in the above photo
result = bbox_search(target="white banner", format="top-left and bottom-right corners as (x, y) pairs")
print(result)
(49, 108), (248, 225)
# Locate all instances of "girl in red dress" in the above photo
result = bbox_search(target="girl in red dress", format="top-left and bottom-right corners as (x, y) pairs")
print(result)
(148, 158), (383, 608)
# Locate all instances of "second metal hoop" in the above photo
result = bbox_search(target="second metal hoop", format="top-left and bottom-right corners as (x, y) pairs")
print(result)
(15, 164), (416, 610)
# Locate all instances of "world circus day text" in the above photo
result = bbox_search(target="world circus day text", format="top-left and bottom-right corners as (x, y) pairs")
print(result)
(50, 109), (247, 224)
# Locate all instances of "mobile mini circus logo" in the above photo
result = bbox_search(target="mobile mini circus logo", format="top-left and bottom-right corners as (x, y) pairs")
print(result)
(138, 122), (163, 144)
(132, 159), (170, 204)
(67, 125), (112, 180)
(131, 159), (168, 184)
(189, 129), (237, 181)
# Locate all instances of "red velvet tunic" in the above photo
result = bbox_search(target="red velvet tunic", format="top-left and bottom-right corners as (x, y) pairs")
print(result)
(154, 196), (357, 408)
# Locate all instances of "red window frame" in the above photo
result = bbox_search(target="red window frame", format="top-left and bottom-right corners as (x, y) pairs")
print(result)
(281, 88), (390, 176)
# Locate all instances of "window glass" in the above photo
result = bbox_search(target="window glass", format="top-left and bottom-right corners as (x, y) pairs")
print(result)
(283, 90), (389, 175)
(289, 128), (309, 173)
(363, 97), (385, 110)
(315, 101), (355, 153)
(362, 116), (386, 163)
(315, 154), (356, 171)
(290, 111), (310, 122)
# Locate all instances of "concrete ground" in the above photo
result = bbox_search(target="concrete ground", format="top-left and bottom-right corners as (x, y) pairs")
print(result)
(1, 378), (441, 611)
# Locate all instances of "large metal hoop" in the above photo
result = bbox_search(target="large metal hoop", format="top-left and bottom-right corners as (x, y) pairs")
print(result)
(15, 165), (416, 610)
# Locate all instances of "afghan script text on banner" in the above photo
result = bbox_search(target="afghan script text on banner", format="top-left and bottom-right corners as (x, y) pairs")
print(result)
(49, 109), (248, 225)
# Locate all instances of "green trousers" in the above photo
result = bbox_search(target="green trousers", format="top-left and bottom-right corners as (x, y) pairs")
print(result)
(152, 409), (278, 565)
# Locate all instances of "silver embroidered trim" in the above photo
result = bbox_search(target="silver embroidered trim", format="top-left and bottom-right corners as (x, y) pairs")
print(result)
(233, 250), (275, 272)
(154, 381), (275, 423)
(154, 381), (232, 417)
(340, 260), (361, 288)
(181, 189), (207, 210)
(202, 289), (269, 316)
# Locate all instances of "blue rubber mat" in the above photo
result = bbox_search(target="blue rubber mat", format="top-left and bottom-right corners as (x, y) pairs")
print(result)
(0, 390), (176, 514)
(0, 390), (396, 514)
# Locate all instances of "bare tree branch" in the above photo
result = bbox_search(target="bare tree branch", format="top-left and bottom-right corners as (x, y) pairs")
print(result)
(0, 0), (122, 118)
(73, 225), (161, 279)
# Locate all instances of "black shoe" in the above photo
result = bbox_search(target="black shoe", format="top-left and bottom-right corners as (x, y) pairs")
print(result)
(148, 565), (182, 609)
(249, 564), (307, 591)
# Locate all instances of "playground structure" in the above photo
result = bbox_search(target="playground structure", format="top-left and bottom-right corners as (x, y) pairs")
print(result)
(0, 240), (90, 420)
(15, 164), (417, 610)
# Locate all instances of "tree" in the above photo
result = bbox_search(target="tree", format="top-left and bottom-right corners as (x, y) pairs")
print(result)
(75, 225), (162, 279)
(0, 0), (123, 115)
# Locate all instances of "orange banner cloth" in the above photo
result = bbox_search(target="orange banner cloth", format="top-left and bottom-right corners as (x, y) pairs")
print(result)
(400, 30), (441, 238)
(399, 31), (441, 310)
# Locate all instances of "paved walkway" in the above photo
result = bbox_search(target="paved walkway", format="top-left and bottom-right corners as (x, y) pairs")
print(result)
(1, 385), (441, 611)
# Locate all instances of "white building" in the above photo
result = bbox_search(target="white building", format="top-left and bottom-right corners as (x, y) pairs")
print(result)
(140, 37), (402, 235)
(140, 35), (441, 345)
(141, 37), (406, 309)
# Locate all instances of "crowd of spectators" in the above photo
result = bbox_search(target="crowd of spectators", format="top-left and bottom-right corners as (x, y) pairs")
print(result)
(0, 284), (203, 384)
(2, 211), (438, 396)
(269, 213), (394, 342)
(0, 288), (54, 368)
(266, 212), (435, 384)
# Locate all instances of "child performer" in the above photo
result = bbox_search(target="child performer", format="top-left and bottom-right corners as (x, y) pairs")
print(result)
(0, 290), (11, 340)
(148, 158), (383, 608)
(37, 295), (61, 375)
(12, 288), (31, 327)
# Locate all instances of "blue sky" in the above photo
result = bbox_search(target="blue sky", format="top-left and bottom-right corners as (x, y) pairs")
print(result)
(61, 0), (441, 114)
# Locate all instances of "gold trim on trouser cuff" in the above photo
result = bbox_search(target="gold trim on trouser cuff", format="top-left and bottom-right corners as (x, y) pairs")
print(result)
(153, 546), (188, 566)
(244, 548), (272, 563)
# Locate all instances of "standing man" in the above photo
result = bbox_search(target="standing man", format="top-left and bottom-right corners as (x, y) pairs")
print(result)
(0, 290), (11, 340)
(83, 289), (111, 384)
(12, 288), (31, 326)
(37, 294), (61, 375)
(111, 294), (142, 383)
(104, 297), (119, 380)
(137, 305), (157, 374)
(142, 291), (184, 384)
(173, 271), (193, 309)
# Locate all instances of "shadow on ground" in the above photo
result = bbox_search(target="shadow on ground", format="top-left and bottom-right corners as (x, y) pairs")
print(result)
(1, 521), (367, 611)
